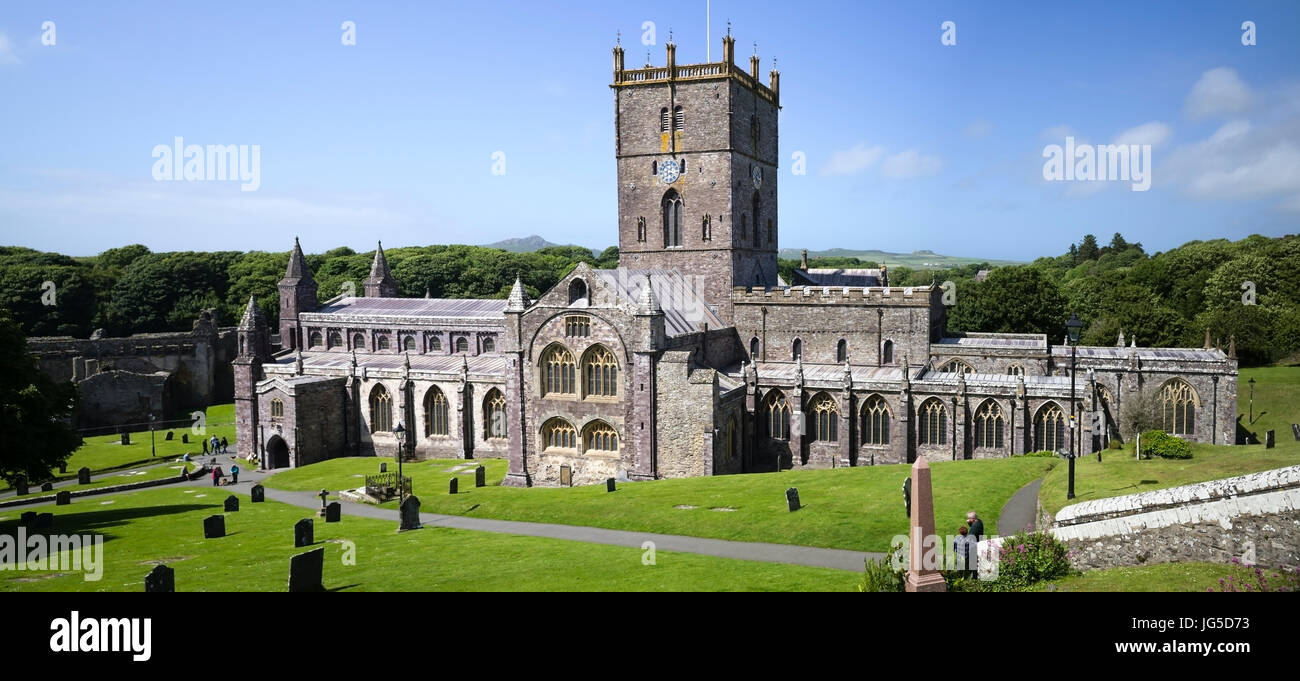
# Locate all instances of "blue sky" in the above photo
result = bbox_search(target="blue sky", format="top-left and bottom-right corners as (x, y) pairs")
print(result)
(1, 0), (1297, 260)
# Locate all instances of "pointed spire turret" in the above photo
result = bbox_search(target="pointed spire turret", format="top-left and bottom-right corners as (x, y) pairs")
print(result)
(238, 294), (265, 331)
(364, 241), (399, 298)
(639, 274), (660, 314)
(506, 273), (530, 312)
(283, 237), (315, 284)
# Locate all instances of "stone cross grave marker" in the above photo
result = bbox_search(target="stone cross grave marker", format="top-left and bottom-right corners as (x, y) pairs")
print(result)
(251, 484), (265, 502)
(475, 465), (486, 488)
(77, 467), (91, 485)
(399, 495), (422, 531)
(224, 495), (239, 512)
(288, 547), (325, 593)
(203, 515), (225, 539)
(904, 457), (946, 592)
(145, 564), (174, 593)
(325, 502), (341, 523)
(295, 518), (314, 547)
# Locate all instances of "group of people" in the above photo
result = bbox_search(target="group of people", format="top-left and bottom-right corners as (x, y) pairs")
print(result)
(202, 436), (229, 455)
(952, 511), (984, 576)
(211, 463), (240, 486)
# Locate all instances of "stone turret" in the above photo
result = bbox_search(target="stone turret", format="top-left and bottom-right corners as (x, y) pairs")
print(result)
(364, 242), (399, 298)
(278, 237), (318, 351)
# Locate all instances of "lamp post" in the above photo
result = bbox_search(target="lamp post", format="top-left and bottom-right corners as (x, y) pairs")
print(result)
(1066, 313), (1083, 500)
(1248, 377), (1256, 424)
(149, 413), (157, 458)
(393, 422), (406, 500)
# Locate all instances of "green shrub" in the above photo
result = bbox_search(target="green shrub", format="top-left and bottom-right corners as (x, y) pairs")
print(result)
(987, 529), (1072, 592)
(1139, 430), (1192, 459)
(1106, 439), (1124, 450)
(859, 541), (906, 592)
(1022, 450), (1057, 458)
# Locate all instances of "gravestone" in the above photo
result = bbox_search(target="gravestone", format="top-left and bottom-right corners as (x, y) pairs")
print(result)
(203, 514), (225, 539)
(288, 547), (325, 592)
(786, 487), (801, 512)
(606, 478), (616, 493)
(317, 489), (329, 516)
(295, 518), (314, 547)
(121, 432), (130, 445)
(250, 484), (265, 502)
(224, 495), (239, 512)
(41, 482), (54, 492)
(399, 495), (421, 531)
(325, 502), (341, 523)
(380, 462), (387, 473)
(1265, 430), (1276, 449)
(903, 477), (912, 518)
(904, 457), (946, 592)
(56, 490), (71, 506)
(58, 462), (67, 474)
(165, 431), (174, 441)
(14, 475), (27, 496)
(475, 465), (486, 488)
(145, 565), (174, 593)
(35, 513), (53, 529)
(20, 511), (36, 526)
(449, 478), (458, 495)
(182, 433), (189, 444)
(78, 467), (91, 485)
(1292, 423), (1300, 441)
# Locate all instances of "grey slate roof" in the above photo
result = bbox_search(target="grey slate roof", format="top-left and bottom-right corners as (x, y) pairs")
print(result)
(591, 268), (724, 336)
(312, 297), (506, 321)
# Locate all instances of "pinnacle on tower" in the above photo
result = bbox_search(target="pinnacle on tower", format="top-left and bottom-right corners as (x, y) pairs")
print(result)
(639, 274), (660, 313)
(238, 294), (265, 331)
(283, 237), (315, 284)
(506, 274), (530, 312)
(364, 241), (399, 298)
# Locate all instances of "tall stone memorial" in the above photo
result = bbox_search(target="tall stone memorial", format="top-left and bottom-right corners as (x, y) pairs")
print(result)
(904, 457), (946, 593)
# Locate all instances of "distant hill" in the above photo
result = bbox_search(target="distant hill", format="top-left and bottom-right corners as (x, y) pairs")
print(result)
(777, 247), (1021, 269)
(483, 235), (604, 253)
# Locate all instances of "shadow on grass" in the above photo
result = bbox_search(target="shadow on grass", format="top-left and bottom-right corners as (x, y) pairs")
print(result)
(327, 583), (361, 592)
(0, 503), (218, 548)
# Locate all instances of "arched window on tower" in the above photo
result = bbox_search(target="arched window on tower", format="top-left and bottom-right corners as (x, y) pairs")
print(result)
(882, 340), (894, 365)
(637, 216), (646, 242)
(836, 339), (848, 363)
(673, 105), (684, 131)
(750, 337), (760, 360)
(792, 338), (802, 361)
(702, 214), (711, 241)
(662, 189), (683, 247)
(659, 108), (670, 133)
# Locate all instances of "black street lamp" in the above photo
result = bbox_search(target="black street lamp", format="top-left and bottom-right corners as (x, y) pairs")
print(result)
(393, 422), (406, 500)
(149, 413), (157, 458)
(1066, 313), (1083, 500)
(1248, 377), (1256, 425)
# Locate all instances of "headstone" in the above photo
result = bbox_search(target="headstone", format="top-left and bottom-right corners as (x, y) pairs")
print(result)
(121, 432), (130, 445)
(1291, 424), (1300, 441)
(399, 495), (422, 531)
(903, 477), (912, 518)
(475, 465), (486, 488)
(40, 482), (54, 492)
(14, 475), (27, 496)
(77, 467), (91, 485)
(295, 518), (314, 547)
(182, 433), (189, 444)
(1265, 430), (1275, 449)
(224, 495), (239, 512)
(58, 462), (67, 474)
(606, 477), (616, 493)
(144, 565), (175, 593)
(288, 547), (325, 592)
(904, 457), (947, 592)
(250, 484), (265, 502)
(449, 477), (458, 494)
(56, 490), (71, 506)
(203, 514), (225, 539)
(35, 513), (53, 529)
(325, 502), (341, 523)
(380, 462), (387, 473)
(20, 511), (36, 526)
(165, 431), (174, 441)
(785, 487), (800, 512)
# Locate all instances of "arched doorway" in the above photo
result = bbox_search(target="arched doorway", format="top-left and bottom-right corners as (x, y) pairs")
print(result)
(266, 435), (290, 469)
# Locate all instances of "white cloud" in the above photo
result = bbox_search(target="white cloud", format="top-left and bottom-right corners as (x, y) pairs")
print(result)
(1164, 116), (1300, 209)
(820, 143), (883, 176)
(964, 119), (994, 139)
(1113, 121), (1173, 148)
(0, 33), (20, 65)
(1185, 67), (1253, 119)
(881, 149), (943, 179)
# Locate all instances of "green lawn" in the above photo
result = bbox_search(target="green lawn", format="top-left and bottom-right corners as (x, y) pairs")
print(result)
(1037, 562), (1237, 592)
(61, 404), (237, 475)
(0, 487), (859, 592)
(266, 456), (1056, 552)
(2, 463), (194, 502)
(1041, 367), (1300, 517)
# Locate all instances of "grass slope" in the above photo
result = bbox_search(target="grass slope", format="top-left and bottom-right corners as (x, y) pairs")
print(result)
(266, 456), (1056, 552)
(0, 487), (857, 592)
(3, 463), (193, 501)
(65, 404), (236, 475)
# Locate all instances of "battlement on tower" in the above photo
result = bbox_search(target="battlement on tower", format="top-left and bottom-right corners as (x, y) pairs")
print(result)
(732, 285), (938, 306)
(611, 34), (780, 107)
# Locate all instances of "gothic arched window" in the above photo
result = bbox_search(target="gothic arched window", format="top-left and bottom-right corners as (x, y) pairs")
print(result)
(377, 335), (390, 351)
(542, 418), (577, 450)
(792, 338), (802, 361)
(836, 339), (848, 363)
(270, 398), (284, 419)
(762, 390), (790, 440)
(482, 337), (495, 353)
(583, 420), (619, 453)
(882, 340), (894, 365)
(430, 336), (442, 352)
(455, 337), (469, 353)
(1160, 380), (1197, 436)
(673, 105), (684, 131)
(662, 189), (683, 247)
(424, 387), (449, 437)
(484, 389), (506, 440)
(369, 385), (393, 433)
(353, 333), (365, 350)
(750, 337), (760, 360)
(861, 395), (891, 445)
(919, 399), (947, 446)
(308, 331), (323, 348)
(541, 344), (576, 396)
(659, 108), (670, 133)
(809, 393), (839, 443)
(568, 278), (588, 305)
(327, 332), (342, 349)
(403, 336), (416, 352)
(582, 344), (618, 398)
(974, 400), (1005, 449)
(1034, 403), (1067, 452)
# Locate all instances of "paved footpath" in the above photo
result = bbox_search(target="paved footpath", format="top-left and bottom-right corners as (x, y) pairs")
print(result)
(173, 463), (881, 572)
(996, 478), (1043, 536)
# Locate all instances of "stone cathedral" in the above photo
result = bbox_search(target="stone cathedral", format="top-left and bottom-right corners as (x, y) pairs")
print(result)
(234, 35), (1238, 487)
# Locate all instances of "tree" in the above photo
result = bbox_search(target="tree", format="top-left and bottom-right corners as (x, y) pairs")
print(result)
(1068, 243), (1078, 264)
(1109, 232), (1129, 252)
(1077, 234), (1100, 261)
(946, 266), (1068, 338)
(0, 309), (82, 484)
(1118, 388), (1161, 441)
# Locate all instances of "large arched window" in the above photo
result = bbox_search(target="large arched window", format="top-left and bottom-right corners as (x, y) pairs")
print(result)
(352, 333), (365, 350)
(430, 336), (442, 352)
(583, 420), (619, 453)
(861, 395), (891, 445)
(792, 338), (802, 361)
(919, 398), (947, 445)
(1034, 403), (1067, 452)
(542, 418), (577, 451)
(752, 192), (761, 244)
(377, 335), (391, 351)
(369, 385), (393, 433)
(809, 393), (839, 443)
(582, 344), (618, 398)
(403, 336), (416, 352)
(455, 337), (469, 353)
(762, 390), (790, 440)
(484, 389), (506, 440)
(882, 340), (894, 365)
(568, 278), (588, 305)
(540, 344), (576, 396)
(309, 331), (323, 348)
(1160, 380), (1197, 436)
(749, 337), (759, 360)
(662, 189), (683, 247)
(974, 400), (1005, 449)
(424, 387), (449, 437)
(836, 339), (848, 363)
(327, 331), (342, 349)
(939, 359), (974, 374)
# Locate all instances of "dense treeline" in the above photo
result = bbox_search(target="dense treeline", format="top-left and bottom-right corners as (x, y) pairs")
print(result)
(0, 244), (617, 338)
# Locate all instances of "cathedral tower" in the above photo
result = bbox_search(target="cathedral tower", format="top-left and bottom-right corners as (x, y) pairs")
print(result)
(278, 237), (318, 350)
(612, 31), (781, 323)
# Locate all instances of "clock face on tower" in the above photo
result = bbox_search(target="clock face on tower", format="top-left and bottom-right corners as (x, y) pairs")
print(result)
(658, 159), (680, 185)
(752, 165), (763, 189)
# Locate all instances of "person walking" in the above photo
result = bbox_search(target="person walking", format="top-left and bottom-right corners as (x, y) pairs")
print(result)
(967, 511), (984, 542)
(202, 438), (208, 455)
(220, 436), (229, 454)
(230, 463), (239, 484)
